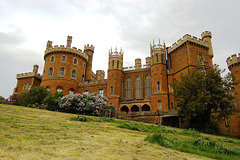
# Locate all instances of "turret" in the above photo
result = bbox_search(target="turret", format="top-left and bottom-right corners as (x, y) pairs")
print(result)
(146, 57), (151, 68)
(66, 36), (72, 48)
(33, 65), (39, 76)
(84, 44), (95, 81)
(96, 70), (105, 80)
(201, 31), (214, 58)
(46, 40), (52, 49)
(108, 47), (123, 71)
(135, 58), (142, 69)
(150, 40), (166, 65)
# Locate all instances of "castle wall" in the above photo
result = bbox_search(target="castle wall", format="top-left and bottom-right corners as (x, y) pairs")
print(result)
(78, 80), (107, 96)
(15, 77), (34, 93)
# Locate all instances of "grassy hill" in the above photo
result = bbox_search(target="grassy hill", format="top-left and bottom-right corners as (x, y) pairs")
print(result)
(0, 104), (239, 160)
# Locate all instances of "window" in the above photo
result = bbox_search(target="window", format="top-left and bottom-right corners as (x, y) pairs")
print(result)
(126, 78), (131, 98)
(112, 60), (114, 68)
(71, 70), (76, 78)
(48, 68), (53, 77)
(135, 76), (141, 97)
(225, 118), (230, 127)
(61, 56), (66, 62)
(158, 101), (162, 110)
(24, 83), (28, 90)
(157, 81), (161, 91)
(117, 60), (119, 69)
(99, 89), (104, 96)
(198, 53), (203, 61)
(110, 86), (113, 95)
(50, 56), (55, 62)
(69, 88), (74, 94)
(83, 90), (89, 94)
(84, 64), (86, 70)
(82, 74), (85, 82)
(145, 76), (151, 97)
(59, 67), (65, 76)
(46, 86), (50, 91)
(57, 86), (62, 92)
(73, 58), (77, 65)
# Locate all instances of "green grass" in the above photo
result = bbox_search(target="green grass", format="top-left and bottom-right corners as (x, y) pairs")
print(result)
(0, 104), (216, 160)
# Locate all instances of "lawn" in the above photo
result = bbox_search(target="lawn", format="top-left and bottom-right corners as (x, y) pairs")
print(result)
(0, 104), (237, 160)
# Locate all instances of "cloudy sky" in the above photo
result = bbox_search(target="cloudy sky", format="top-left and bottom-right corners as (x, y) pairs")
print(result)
(0, 0), (239, 98)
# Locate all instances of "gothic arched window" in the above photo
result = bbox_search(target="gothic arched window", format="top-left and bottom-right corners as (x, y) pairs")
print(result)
(71, 70), (76, 78)
(135, 76), (141, 98)
(126, 78), (131, 98)
(59, 67), (65, 76)
(145, 75), (151, 97)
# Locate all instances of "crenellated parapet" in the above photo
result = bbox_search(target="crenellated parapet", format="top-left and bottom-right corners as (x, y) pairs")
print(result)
(201, 31), (212, 39)
(84, 44), (94, 52)
(227, 53), (240, 68)
(17, 72), (42, 79)
(96, 70), (105, 80)
(168, 34), (209, 54)
(108, 47), (124, 70)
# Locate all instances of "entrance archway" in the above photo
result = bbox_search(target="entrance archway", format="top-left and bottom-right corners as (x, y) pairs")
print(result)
(142, 104), (150, 111)
(131, 105), (139, 112)
(120, 106), (129, 113)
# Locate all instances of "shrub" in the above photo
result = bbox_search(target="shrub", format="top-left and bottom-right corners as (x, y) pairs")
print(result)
(43, 92), (64, 111)
(59, 93), (84, 114)
(0, 96), (5, 104)
(4, 93), (21, 105)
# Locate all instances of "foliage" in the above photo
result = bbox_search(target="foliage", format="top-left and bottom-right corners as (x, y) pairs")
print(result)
(70, 115), (115, 122)
(43, 92), (64, 111)
(19, 86), (50, 107)
(179, 128), (201, 138)
(59, 93), (109, 115)
(4, 93), (21, 105)
(0, 96), (5, 104)
(172, 65), (236, 133)
(145, 133), (179, 148)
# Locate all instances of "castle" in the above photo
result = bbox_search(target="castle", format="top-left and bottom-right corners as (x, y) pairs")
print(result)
(14, 31), (240, 135)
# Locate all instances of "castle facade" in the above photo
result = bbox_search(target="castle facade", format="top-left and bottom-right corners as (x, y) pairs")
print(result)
(14, 31), (240, 135)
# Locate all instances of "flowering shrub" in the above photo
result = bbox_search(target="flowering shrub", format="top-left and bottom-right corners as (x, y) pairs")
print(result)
(4, 93), (21, 105)
(59, 93), (109, 116)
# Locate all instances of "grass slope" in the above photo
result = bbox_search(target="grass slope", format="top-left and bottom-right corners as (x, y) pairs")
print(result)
(0, 104), (218, 160)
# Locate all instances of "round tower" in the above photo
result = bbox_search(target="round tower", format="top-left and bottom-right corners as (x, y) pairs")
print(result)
(41, 36), (89, 95)
(201, 31), (214, 58)
(107, 47), (124, 109)
(150, 41), (169, 111)
(84, 44), (95, 81)
(227, 53), (240, 109)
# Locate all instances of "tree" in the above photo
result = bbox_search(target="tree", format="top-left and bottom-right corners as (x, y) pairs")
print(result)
(20, 86), (50, 107)
(172, 65), (236, 133)
(0, 96), (5, 104)
(3, 93), (21, 105)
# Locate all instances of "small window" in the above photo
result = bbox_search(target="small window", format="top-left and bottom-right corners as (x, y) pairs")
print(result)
(50, 56), (55, 62)
(24, 83), (28, 90)
(198, 54), (203, 61)
(46, 86), (50, 91)
(158, 101), (162, 110)
(83, 90), (89, 94)
(99, 89), (104, 96)
(110, 86), (113, 95)
(48, 68), (53, 77)
(61, 56), (66, 62)
(59, 67), (65, 76)
(69, 88), (74, 94)
(82, 74), (85, 82)
(57, 86), (62, 92)
(225, 118), (230, 127)
(73, 58), (77, 65)
(157, 81), (160, 91)
(71, 70), (76, 78)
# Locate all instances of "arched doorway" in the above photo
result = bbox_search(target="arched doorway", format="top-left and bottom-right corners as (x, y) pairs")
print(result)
(120, 106), (129, 113)
(131, 105), (139, 112)
(142, 104), (150, 111)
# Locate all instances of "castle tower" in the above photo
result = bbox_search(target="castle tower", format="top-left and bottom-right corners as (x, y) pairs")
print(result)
(150, 40), (169, 111)
(84, 44), (94, 81)
(107, 47), (124, 110)
(33, 64), (39, 76)
(146, 57), (151, 68)
(96, 70), (105, 80)
(41, 36), (89, 95)
(135, 58), (142, 69)
(201, 31), (214, 58)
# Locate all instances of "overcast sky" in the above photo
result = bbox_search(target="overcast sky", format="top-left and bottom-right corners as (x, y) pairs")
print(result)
(0, 0), (239, 98)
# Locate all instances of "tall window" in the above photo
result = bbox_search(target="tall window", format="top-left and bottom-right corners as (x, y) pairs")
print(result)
(158, 101), (162, 110)
(71, 70), (76, 78)
(117, 60), (119, 69)
(73, 58), (77, 65)
(112, 60), (114, 68)
(145, 76), (151, 97)
(135, 76), (141, 97)
(157, 81), (161, 91)
(126, 78), (131, 98)
(61, 56), (66, 62)
(57, 86), (62, 92)
(48, 68), (53, 77)
(69, 88), (74, 94)
(110, 86), (113, 95)
(198, 53), (203, 61)
(24, 83), (28, 90)
(50, 56), (54, 62)
(59, 67), (65, 76)
(99, 89), (104, 96)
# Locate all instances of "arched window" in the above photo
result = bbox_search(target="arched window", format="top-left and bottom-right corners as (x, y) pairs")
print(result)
(24, 83), (28, 90)
(48, 68), (53, 77)
(59, 67), (65, 76)
(69, 88), (74, 94)
(110, 86), (113, 95)
(157, 81), (161, 91)
(121, 106), (129, 113)
(73, 58), (77, 65)
(158, 101), (162, 110)
(142, 104), (150, 111)
(50, 56), (54, 62)
(71, 70), (76, 78)
(61, 56), (66, 62)
(135, 76), (141, 97)
(117, 60), (119, 69)
(131, 105), (139, 112)
(57, 86), (62, 93)
(145, 75), (151, 97)
(126, 78), (131, 98)
(112, 60), (114, 68)
(46, 86), (50, 92)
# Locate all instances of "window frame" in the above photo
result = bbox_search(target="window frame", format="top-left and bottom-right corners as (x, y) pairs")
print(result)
(61, 55), (66, 62)
(59, 67), (65, 77)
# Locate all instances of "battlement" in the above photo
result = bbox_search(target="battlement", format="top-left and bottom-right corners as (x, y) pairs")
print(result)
(201, 31), (212, 39)
(168, 33), (209, 54)
(45, 45), (88, 61)
(17, 72), (42, 79)
(109, 47), (124, 59)
(84, 44), (95, 52)
(150, 42), (165, 52)
(227, 53), (240, 68)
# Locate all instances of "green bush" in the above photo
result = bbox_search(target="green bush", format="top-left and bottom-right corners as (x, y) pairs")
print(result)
(0, 96), (5, 104)
(43, 92), (64, 111)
